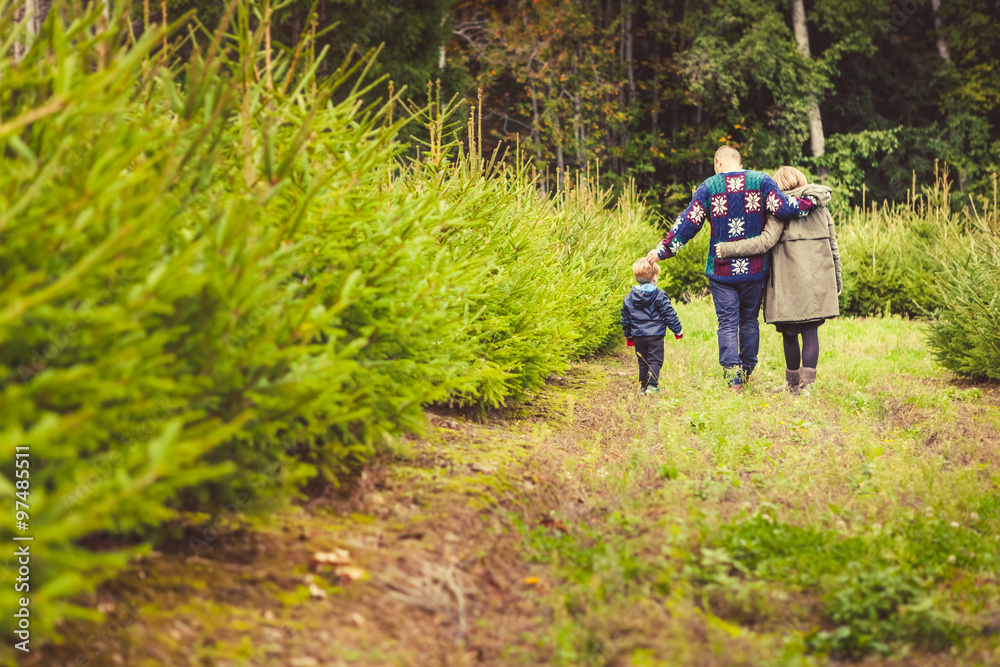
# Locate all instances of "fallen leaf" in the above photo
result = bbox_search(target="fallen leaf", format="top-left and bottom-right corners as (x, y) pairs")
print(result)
(350, 612), (366, 627)
(311, 548), (351, 566)
(399, 530), (424, 541)
(335, 565), (366, 583)
(308, 582), (327, 599)
(185, 555), (214, 565)
(539, 517), (569, 533)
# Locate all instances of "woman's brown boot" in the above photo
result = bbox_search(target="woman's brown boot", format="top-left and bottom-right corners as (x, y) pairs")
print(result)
(799, 367), (817, 395)
(784, 368), (801, 394)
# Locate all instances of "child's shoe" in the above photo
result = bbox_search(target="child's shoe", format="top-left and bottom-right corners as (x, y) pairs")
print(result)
(643, 386), (660, 395)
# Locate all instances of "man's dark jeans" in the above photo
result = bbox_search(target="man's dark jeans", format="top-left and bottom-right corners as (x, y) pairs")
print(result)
(708, 277), (766, 384)
(633, 336), (664, 389)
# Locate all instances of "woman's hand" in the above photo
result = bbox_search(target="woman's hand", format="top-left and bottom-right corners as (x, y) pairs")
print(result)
(714, 243), (724, 257)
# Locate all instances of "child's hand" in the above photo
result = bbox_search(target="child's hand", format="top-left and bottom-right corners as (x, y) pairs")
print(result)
(626, 338), (634, 347)
(675, 333), (683, 340)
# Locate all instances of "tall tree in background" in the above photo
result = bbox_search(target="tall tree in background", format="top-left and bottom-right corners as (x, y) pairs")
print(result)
(13, 0), (45, 60)
(456, 0), (834, 203)
(460, 0), (626, 191)
(792, 0), (825, 175)
(930, 0), (951, 62)
(164, 0), (463, 105)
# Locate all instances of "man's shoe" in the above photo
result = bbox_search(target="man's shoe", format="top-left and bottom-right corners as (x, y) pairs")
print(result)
(728, 384), (743, 394)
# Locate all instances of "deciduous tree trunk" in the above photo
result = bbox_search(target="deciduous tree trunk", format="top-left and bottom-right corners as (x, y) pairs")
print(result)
(438, 15), (447, 69)
(13, 0), (52, 61)
(651, 41), (660, 138)
(931, 0), (951, 62)
(556, 144), (564, 190)
(531, 89), (545, 195)
(792, 0), (826, 171)
(573, 42), (583, 166)
(625, 7), (635, 106)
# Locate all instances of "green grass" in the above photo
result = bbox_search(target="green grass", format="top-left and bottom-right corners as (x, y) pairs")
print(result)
(522, 297), (1000, 664)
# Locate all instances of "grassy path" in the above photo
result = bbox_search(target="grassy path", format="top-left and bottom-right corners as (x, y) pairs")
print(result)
(35, 299), (1000, 666)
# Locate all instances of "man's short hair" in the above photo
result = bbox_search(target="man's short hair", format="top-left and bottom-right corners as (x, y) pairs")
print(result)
(714, 145), (742, 165)
(632, 257), (660, 284)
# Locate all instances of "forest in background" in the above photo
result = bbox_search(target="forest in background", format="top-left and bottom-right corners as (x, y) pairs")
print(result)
(156, 0), (1000, 215)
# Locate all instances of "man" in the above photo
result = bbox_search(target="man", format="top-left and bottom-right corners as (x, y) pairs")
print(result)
(646, 146), (817, 391)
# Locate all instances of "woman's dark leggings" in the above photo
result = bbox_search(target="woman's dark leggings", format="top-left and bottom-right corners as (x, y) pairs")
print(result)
(782, 327), (819, 370)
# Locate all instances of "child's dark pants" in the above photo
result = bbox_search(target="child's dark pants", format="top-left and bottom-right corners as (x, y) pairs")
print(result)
(633, 336), (665, 389)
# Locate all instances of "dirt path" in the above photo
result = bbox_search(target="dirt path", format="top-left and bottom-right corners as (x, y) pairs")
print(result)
(36, 356), (674, 667)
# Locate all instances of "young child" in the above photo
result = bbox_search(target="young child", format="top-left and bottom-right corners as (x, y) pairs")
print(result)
(621, 258), (683, 394)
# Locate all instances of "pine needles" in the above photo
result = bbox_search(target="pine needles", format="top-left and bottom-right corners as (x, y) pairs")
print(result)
(0, 1), (657, 649)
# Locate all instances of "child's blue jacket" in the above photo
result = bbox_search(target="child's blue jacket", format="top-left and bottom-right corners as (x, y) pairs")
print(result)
(621, 284), (683, 338)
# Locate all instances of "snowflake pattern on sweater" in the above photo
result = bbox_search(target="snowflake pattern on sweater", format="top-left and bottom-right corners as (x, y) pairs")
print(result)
(654, 170), (816, 284)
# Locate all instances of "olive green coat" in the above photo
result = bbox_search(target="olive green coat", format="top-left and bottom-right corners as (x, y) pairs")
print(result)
(715, 183), (841, 325)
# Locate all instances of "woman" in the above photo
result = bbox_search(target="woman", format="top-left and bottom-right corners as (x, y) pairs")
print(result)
(714, 166), (841, 393)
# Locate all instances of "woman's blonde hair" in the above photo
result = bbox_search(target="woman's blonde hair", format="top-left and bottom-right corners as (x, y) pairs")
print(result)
(773, 166), (807, 191)
(632, 257), (660, 284)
